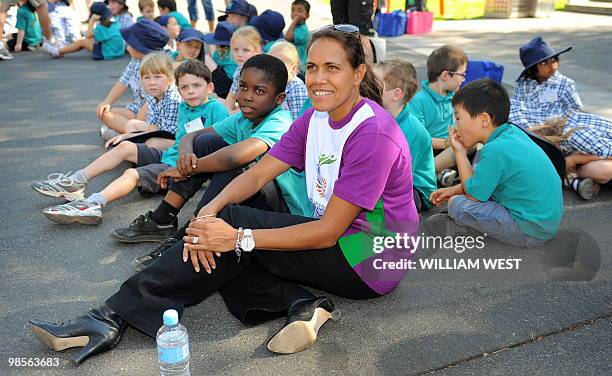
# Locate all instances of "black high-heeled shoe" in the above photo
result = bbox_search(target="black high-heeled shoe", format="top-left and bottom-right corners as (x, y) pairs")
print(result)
(267, 296), (340, 354)
(29, 304), (127, 365)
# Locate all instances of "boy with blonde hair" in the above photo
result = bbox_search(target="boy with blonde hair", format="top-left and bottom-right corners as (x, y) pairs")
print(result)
(268, 41), (307, 119)
(376, 58), (436, 212)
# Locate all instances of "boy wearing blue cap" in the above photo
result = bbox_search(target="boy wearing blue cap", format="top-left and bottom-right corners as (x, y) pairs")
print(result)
(429, 79), (563, 247)
(45, 2), (124, 60)
(249, 9), (285, 52)
(219, 0), (256, 28)
(31, 57), (229, 226)
(97, 18), (169, 136)
(171, 28), (205, 69)
(203, 21), (237, 99)
(154, 14), (181, 51)
(157, 0), (191, 30)
(285, 0), (310, 73)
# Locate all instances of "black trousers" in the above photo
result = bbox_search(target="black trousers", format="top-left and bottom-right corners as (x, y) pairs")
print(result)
(106, 204), (379, 337)
(330, 0), (374, 35)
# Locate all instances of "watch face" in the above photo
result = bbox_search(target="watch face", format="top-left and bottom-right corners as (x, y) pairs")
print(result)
(242, 236), (255, 251)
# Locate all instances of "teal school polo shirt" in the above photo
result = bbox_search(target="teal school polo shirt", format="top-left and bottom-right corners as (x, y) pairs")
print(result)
(213, 106), (313, 217)
(395, 104), (436, 207)
(16, 6), (42, 46)
(212, 49), (237, 78)
(465, 123), (563, 240)
(161, 98), (229, 166)
(292, 23), (310, 72)
(93, 22), (125, 60)
(169, 11), (192, 30)
(408, 80), (454, 139)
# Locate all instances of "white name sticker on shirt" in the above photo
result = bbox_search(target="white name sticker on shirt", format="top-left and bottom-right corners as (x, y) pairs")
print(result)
(540, 88), (558, 103)
(184, 117), (205, 133)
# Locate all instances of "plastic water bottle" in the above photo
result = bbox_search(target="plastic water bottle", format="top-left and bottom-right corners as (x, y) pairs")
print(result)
(157, 309), (190, 376)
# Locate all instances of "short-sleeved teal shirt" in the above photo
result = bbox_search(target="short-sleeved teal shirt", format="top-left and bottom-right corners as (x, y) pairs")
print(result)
(169, 11), (191, 30)
(263, 39), (279, 53)
(297, 97), (312, 117)
(213, 106), (312, 217)
(212, 49), (237, 78)
(464, 123), (563, 240)
(161, 98), (229, 166)
(93, 22), (125, 60)
(408, 80), (454, 139)
(292, 23), (310, 72)
(395, 104), (436, 207)
(16, 5), (43, 46)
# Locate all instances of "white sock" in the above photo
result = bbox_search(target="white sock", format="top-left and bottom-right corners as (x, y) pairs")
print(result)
(87, 192), (107, 206)
(69, 170), (88, 184)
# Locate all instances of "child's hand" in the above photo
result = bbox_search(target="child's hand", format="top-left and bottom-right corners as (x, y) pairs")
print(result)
(449, 128), (467, 154)
(157, 167), (186, 189)
(429, 187), (456, 206)
(177, 153), (198, 177)
(14, 44), (21, 53)
(96, 102), (111, 119)
(105, 134), (125, 148)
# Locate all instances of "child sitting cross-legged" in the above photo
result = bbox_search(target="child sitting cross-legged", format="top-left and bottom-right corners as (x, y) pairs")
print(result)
(45, 2), (125, 60)
(375, 58), (436, 213)
(110, 56), (311, 272)
(29, 55), (226, 226)
(427, 79), (563, 247)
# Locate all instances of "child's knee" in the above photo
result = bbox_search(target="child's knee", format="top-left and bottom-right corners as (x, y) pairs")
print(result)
(448, 195), (467, 220)
(123, 168), (140, 180)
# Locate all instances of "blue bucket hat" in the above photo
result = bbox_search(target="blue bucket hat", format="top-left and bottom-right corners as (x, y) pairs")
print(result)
(519, 37), (572, 78)
(249, 10), (285, 43)
(219, 0), (255, 17)
(177, 28), (206, 44)
(120, 18), (169, 54)
(90, 2), (112, 20)
(203, 21), (236, 46)
(155, 15), (171, 27)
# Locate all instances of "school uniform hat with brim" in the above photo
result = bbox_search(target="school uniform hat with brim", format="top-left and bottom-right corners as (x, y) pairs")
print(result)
(155, 15), (171, 27)
(249, 10), (285, 43)
(120, 19), (169, 54)
(203, 21), (236, 46)
(90, 2), (112, 20)
(177, 29), (206, 44)
(518, 36), (572, 78)
(219, 0), (255, 17)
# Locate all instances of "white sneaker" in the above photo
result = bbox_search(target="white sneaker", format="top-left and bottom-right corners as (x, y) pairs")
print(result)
(43, 199), (103, 225)
(0, 44), (13, 60)
(100, 125), (118, 141)
(31, 172), (86, 201)
(42, 40), (60, 57)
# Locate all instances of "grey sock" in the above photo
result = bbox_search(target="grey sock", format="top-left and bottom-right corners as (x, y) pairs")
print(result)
(70, 169), (88, 184)
(87, 192), (107, 206)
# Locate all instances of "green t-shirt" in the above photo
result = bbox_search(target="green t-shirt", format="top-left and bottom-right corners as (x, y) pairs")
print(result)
(169, 11), (192, 30)
(170, 50), (180, 60)
(395, 104), (436, 207)
(213, 106), (312, 217)
(263, 40), (278, 53)
(160, 98), (229, 166)
(297, 97), (312, 117)
(93, 22), (125, 60)
(292, 23), (310, 72)
(464, 124), (563, 240)
(212, 49), (237, 78)
(408, 80), (454, 139)
(16, 5), (42, 46)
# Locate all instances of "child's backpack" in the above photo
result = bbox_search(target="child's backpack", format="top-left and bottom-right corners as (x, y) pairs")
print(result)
(461, 60), (504, 88)
(374, 10), (407, 37)
(514, 124), (567, 181)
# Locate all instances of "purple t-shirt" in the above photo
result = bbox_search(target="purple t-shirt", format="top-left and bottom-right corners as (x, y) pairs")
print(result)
(269, 98), (419, 295)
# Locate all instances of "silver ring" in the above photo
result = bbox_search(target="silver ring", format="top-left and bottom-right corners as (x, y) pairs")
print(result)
(191, 236), (199, 244)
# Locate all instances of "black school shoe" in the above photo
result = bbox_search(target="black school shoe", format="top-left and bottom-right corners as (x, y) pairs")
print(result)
(131, 221), (188, 272)
(111, 211), (177, 243)
(267, 296), (340, 354)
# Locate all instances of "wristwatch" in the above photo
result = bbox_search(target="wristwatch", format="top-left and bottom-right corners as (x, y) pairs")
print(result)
(240, 229), (255, 253)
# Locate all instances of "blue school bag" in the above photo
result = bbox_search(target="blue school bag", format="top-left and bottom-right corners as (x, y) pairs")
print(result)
(375, 10), (407, 37)
(461, 60), (505, 88)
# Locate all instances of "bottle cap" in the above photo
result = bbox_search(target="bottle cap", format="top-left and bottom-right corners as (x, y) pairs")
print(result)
(163, 309), (179, 326)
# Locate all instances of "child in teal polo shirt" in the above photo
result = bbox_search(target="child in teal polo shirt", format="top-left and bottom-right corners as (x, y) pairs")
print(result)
(157, 0), (191, 30)
(429, 80), (563, 247)
(286, 0), (311, 74)
(45, 3), (125, 60)
(112, 54), (311, 252)
(6, 1), (42, 53)
(408, 45), (467, 151)
(375, 58), (436, 213)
